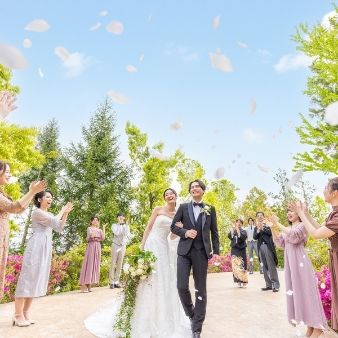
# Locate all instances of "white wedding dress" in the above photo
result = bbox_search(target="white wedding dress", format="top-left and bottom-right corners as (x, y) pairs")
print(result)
(84, 214), (191, 338)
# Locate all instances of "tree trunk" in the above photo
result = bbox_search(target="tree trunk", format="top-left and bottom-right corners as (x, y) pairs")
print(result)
(20, 204), (33, 250)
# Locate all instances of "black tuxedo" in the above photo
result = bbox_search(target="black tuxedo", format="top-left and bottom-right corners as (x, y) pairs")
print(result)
(171, 202), (220, 333)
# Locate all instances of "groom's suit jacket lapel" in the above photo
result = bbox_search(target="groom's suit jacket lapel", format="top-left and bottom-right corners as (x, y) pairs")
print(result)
(187, 202), (196, 227)
(201, 210), (206, 230)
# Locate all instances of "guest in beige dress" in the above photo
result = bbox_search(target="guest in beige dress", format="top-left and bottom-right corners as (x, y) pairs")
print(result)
(0, 160), (46, 300)
(291, 177), (338, 332)
(13, 190), (73, 327)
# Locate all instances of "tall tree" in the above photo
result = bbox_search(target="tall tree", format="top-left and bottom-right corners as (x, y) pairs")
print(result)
(293, 8), (338, 174)
(18, 119), (62, 249)
(60, 99), (132, 250)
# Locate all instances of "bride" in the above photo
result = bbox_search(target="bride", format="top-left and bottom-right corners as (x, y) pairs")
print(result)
(84, 188), (191, 338)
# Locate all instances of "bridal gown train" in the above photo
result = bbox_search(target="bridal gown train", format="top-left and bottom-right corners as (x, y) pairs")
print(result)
(84, 214), (191, 338)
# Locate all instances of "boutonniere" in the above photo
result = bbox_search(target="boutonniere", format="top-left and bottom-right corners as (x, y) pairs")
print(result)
(200, 204), (211, 216)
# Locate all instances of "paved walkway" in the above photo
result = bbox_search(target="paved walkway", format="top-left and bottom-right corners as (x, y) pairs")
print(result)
(0, 271), (334, 338)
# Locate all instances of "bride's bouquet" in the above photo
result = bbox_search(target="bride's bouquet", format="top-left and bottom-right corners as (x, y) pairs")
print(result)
(114, 247), (157, 337)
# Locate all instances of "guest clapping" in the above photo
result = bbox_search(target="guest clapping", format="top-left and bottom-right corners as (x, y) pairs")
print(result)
(228, 219), (248, 287)
(0, 160), (46, 299)
(290, 177), (338, 331)
(14, 191), (73, 327)
(79, 216), (106, 293)
(271, 210), (327, 337)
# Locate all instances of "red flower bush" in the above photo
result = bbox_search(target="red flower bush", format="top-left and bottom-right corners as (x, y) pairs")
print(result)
(1, 254), (69, 303)
(316, 266), (331, 321)
(208, 253), (232, 273)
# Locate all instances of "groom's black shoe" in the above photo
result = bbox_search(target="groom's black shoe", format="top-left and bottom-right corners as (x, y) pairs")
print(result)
(193, 332), (201, 338)
(261, 287), (272, 291)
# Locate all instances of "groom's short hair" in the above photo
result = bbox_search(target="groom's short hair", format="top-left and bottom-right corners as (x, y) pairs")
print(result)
(189, 179), (206, 192)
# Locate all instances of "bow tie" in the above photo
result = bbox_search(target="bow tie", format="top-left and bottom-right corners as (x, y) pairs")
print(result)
(193, 202), (204, 208)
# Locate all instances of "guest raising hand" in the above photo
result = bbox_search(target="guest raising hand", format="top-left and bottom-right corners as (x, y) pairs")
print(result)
(14, 191), (73, 327)
(0, 160), (47, 299)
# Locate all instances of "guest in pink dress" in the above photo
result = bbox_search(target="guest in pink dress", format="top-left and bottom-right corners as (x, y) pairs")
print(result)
(291, 177), (338, 331)
(79, 216), (106, 292)
(271, 209), (327, 338)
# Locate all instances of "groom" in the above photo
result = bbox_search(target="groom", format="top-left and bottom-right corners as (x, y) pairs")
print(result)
(171, 179), (220, 338)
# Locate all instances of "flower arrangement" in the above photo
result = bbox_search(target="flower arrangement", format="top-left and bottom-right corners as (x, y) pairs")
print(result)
(316, 265), (331, 321)
(208, 253), (232, 273)
(200, 204), (211, 216)
(114, 247), (157, 337)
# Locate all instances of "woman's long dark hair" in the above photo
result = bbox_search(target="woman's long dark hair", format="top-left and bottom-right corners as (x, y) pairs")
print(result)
(34, 190), (53, 208)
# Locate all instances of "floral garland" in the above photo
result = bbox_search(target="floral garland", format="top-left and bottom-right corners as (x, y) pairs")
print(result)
(113, 248), (156, 337)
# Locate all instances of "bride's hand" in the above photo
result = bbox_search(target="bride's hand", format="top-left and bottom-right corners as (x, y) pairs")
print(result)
(176, 221), (183, 228)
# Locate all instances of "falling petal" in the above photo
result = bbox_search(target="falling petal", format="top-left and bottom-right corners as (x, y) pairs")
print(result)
(257, 165), (269, 173)
(170, 121), (182, 131)
(197, 296), (203, 300)
(299, 262), (304, 268)
(23, 38), (32, 48)
(250, 98), (257, 114)
(212, 15), (221, 29)
(324, 101), (338, 126)
(286, 170), (303, 189)
(106, 20), (124, 35)
(90, 23), (102, 32)
(139, 54), (145, 62)
(25, 19), (50, 32)
(8, 176), (18, 184)
(214, 167), (224, 180)
(214, 262), (220, 266)
(0, 44), (28, 69)
(126, 64), (137, 73)
(38, 67), (44, 78)
(100, 10), (108, 17)
(107, 90), (129, 104)
(209, 49), (233, 73)
(54, 46), (70, 62)
(249, 258), (253, 262)
(286, 290), (293, 296)
(237, 41), (248, 48)
(194, 289), (199, 292)
(291, 319), (298, 325)
(320, 283), (326, 289)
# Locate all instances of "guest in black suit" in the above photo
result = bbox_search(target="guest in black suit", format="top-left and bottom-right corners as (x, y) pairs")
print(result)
(171, 179), (220, 338)
(253, 211), (280, 292)
(228, 219), (248, 287)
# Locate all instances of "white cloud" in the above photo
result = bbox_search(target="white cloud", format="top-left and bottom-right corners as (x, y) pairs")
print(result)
(209, 49), (233, 73)
(90, 23), (102, 32)
(242, 128), (263, 143)
(321, 11), (338, 29)
(107, 90), (129, 104)
(106, 21), (124, 35)
(54, 46), (91, 77)
(25, 19), (50, 32)
(23, 38), (32, 48)
(274, 53), (312, 73)
(165, 44), (199, 63)
(100, 10), (108, 17)
(0, 44), (28, 69)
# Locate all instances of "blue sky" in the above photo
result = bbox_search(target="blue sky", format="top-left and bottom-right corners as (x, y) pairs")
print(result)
(0, 0), (335, 200)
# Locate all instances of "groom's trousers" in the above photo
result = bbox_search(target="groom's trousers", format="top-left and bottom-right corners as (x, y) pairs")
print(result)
(177, 247), (208, 333)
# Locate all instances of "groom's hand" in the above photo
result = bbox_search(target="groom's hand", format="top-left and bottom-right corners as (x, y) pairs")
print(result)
(185, 229), (197, 239)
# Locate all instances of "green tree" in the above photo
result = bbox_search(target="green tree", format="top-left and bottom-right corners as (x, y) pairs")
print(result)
(60, 100), (132, 250)
(125, 122), (176, 239)
(18, 119), (63, 249)
(204, 179), (238, 253)
(293, 8), (338, 174)
(0, 64), (20, 94)
(239, 187), (270, 221)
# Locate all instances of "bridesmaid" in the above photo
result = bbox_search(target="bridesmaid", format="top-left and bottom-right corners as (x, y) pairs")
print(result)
(79, 216), (106, 293)
(291, 177), (338, 331)
(14, 190), (73, 327)
(0, 160), (46, 299)
(228, 219), (248, 288)
(270, 210), (327, 338)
